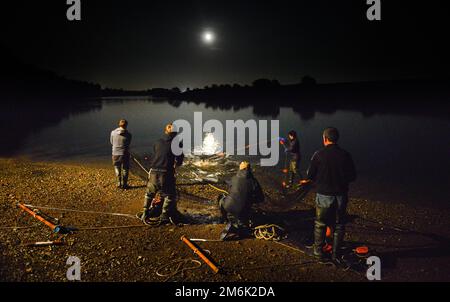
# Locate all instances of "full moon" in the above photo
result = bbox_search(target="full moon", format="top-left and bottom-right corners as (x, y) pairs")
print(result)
(202, 31), (216, 45)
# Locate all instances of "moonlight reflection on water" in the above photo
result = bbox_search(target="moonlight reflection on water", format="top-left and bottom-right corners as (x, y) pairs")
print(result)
(193, 132), (222, 156)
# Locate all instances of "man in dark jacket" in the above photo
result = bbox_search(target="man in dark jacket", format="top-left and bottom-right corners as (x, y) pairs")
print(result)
(301, 127), (356, 262)
(285, 130), (302, 187)
(110, 119), (132, 189)
(140, 123), (184, 226)
(218, 161), (264, 240)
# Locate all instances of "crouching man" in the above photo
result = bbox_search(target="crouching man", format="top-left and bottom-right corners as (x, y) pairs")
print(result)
(110, 119), (132, 189)
(139, 123), (184, 226)
(218, 161), (264, 240)
(301, 127), (356, 262)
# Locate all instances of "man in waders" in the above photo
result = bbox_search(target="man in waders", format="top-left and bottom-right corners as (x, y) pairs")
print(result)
(281, 130), (302, 188)
(218, 161), (264, 240)
(139, 123), (184, 226)
(110, 119), (132, 189)
(301, 127), (356, 263)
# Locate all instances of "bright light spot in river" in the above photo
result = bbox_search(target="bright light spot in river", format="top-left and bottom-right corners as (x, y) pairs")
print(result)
(194, 133), (222, 155)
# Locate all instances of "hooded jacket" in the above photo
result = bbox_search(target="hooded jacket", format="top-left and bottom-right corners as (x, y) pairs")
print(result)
(222, 169), (264, 218)
(150, 132), (184, 173)
(110, 127), (132, 156)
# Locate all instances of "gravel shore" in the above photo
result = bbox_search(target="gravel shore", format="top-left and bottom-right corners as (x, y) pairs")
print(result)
(1, 158), (449, 282)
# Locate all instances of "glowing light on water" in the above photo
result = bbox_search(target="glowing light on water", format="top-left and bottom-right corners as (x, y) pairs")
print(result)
(193, 133), (222, 155)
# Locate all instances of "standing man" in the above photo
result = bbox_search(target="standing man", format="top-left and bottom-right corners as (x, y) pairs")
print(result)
(282, 130), (302, 187)
(110, 119), (132, 189)
(140, 123), (184, 226)
(218, 161), (264, 240)
(301, 127), (356, 262)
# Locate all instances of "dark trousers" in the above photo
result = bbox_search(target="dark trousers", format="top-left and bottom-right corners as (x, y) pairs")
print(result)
(112, 154), (130, 186)
(144, 171), (176, 219)
(314, 194), (348, 257)
(112, 154), (130, 169)
(218, 196), (249, 229)
(289, 159), (302, 184)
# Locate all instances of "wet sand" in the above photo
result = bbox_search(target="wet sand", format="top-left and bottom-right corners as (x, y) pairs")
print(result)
(0, 158), (449, 282)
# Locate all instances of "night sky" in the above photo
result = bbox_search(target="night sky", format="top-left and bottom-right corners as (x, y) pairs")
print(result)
(2, 0), (449, 90)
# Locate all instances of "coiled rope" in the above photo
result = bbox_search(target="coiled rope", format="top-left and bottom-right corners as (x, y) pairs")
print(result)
(155, 259), (202, 282)
(253, 224), (286, 241)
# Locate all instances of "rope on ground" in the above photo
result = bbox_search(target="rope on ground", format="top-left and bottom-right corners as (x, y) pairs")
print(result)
(0, 210), (42, 231)
(273, 240), (367, 277)
(155, 258), (202, 282)
(0, 225), (41, 230)
(239, 260), (316, 271)
(254, 224), (286, 241)
(207, 184), (229, 195)
(74, 225), (148, 231)
(272, 240), (306, 254)
(23, 204), (138, 219)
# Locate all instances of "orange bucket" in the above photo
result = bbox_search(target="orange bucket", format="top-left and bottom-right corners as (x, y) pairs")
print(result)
(355, 246), (369, 255)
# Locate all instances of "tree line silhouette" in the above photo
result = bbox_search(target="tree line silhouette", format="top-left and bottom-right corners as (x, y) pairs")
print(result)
(1, 45), (449, 120)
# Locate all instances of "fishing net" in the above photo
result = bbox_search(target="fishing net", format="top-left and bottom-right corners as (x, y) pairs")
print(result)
(129, 151), (240, 185)
(129, 152), (151, 181)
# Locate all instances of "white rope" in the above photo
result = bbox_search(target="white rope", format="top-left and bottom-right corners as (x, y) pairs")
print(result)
(23, 204), (138, 219)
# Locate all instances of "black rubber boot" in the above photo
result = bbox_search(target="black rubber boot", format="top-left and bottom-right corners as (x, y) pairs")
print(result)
(289, 171), (295, 187)
(122, 169), (129, 189)
(218, 195), (228, 223)
(158, 196), (173, 226)
(219, 207), (228, 224)
(114, 166), (122, 188)
(139, 196), (152, 223)
(332, 224), (345, 262)
(313, 221), (326, 259)
(312, 206), (329, 260)
(156, 216), (171, 226)
(220, 223), (239, 241)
